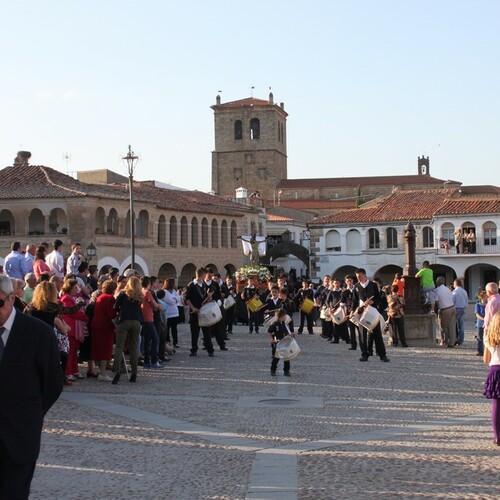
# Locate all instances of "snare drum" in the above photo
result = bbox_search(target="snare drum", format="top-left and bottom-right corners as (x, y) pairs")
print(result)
(276, 335), (301, 361)
(246, 296), (263, 313)
(198, 301), (223, 327)
(300, 298), (315, 315)
(332, 306), (347, 325)
(358, 305), (381, 332)
(264, 315), (277, 327)
(350, 308), (363, 326)
(223, 294), (235, 310)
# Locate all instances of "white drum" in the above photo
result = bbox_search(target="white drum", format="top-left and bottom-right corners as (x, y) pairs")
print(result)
(264, 315), (277, 327)
(358, 305), (381, 332)
(223, 294), (235, 310)
(332, 306), (347, 325)
(350, 309), (362, 326)
(276, 335), (301, 361)
(320, 305), (332, 321)
(198, 301), (222, 327)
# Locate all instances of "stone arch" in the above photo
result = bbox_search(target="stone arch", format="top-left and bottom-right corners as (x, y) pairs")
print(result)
(0, 209), (15, 235)
(179, 263), (196, 287)
(121, 255), (149, 276)
(268, 241), (309, 267)
(331, 265), (357, 280)
(107, 208), (119, 235)
(137, 210), (149, 237)
(158, 215), (166, 246)
(158, 262), (177, 280)
(97, 256), (120, 274)
(230, 220), (237, 248)
(95, 207), (105, 234)
(191, 217), (199, 247)
(49, 208), (68, 234)
(181, 217), (188, 247)
(29, 208), (45, 235)
(224, 263), (236, 278)
(430, 264), (456, 286)
(205, 263), (218, 274)
(373, 264), (403, 285)
(464, 263), (499, 298)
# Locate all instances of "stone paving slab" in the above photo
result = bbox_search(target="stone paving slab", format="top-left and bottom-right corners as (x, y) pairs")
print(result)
(30, 306), (497, 499)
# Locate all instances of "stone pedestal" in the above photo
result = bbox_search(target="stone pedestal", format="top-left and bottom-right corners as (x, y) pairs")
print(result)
(404, 313), (437, 347)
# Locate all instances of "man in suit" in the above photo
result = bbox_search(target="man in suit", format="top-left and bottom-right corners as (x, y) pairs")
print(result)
(352, 268), (390, 363)
(0, 274), (63, 498)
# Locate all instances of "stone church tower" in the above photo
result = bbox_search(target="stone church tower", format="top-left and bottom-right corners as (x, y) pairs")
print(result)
(211, 93), (288, 200)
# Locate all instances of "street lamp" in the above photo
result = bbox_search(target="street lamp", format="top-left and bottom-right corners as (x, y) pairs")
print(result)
(85, 243), (97, 262)
(122, 145), (139, 271)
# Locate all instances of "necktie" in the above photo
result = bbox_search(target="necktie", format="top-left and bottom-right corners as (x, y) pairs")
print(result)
(0, 327), (5, 362)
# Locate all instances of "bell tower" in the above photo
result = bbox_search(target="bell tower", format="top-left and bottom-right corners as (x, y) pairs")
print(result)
(418, 155), (430, 176)
(211, 93), (288, 200)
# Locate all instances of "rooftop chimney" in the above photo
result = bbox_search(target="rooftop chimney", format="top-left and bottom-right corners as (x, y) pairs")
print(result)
(14, 151), (31, 166)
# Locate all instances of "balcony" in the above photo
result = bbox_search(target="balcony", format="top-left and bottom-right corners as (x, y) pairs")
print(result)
(436, 240), (500, 256)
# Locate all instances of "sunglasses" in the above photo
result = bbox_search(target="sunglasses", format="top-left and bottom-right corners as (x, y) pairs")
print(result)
(0, 294), (12, 307)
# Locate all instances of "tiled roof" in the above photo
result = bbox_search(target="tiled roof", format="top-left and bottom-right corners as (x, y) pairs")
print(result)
(267, 213), (293, 222)
(311, 189), (459, 225)
(214, 97), (272, 108)
(277, 174), (457, 189)
(269, 199), (357, 210)
(435, 198), (500, 216)
(459, 185), (500, 195)
(0, 165), (253, 216)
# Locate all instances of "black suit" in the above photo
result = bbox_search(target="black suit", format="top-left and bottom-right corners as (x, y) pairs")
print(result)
(185, 281), (214, 355)
(353, 280), (387, 360)
(0, 310), (62, 498)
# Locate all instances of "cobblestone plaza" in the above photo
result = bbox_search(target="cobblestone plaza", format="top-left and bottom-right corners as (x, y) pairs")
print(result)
(33, 307), (499, 499)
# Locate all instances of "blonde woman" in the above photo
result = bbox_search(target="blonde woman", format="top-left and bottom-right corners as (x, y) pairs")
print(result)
(483, 311), (500, 446)
(112, 276), (144, 384)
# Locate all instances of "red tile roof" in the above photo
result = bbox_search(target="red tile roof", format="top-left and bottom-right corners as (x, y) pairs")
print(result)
(436, 198), (500, 216)
(277, 174), (458, 189)
(267, 213), (293, 222)
(213, 97), (272, 108)
(268, 199), (356, 210)
(459, 185), (500, 195)
(311, 189), (459, 225)
(0, 165), (253, 217)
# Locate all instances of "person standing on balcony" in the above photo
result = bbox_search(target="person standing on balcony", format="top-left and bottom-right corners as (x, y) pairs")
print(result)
(454, 227), (462, 254)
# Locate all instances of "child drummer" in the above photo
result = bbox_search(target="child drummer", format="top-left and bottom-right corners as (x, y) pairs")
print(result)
(268, 309), (294, 377)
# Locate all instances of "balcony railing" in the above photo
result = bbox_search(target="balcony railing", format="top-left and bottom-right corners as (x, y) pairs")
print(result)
(436, 240), (500, 256)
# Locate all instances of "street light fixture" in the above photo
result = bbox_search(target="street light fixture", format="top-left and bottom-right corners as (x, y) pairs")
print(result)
(122, 145), (139, 271)
(85, 243), (97, 262)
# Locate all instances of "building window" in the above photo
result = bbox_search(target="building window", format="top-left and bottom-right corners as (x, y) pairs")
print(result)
(107, 208), (118, 235)
(484, 221), (497, 246)
(230, 221), (237, 248)
(29, 208), (45, 235)
(386, 227), (398, 249)
(221, 220), (228, 247)
(137, 210), (149, 237)
(202, 218), (209, 247)
(423, 226), (434, 248)
(95, 207), (105, 234)
(211, 219), (219, 248)
(441, 223), (454, 249)
(234, 120), (242, 140)
(158, 215), (166, 246)
(170, 216), (177, 247)
(278, 121), (281, 142)
(346, 229), (361, 252)
(191, 217), (199, 247)
(368, 228), (380, 249)
(181, 216), (188, 247)
(250, 118), (260, 140)
(325, 230), (341, 251)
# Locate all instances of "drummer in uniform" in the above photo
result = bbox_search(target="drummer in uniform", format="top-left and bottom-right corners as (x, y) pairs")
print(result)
(263, 285), (282, 315)
(241, 277), (260, 334)
(341, 275), (358, 350)
(220, 276), (237, 335)
(315, 275), (331, 339)
(204, 268), (227, 350)
(352, 268), (390, 363)
(185, 267), (215, 357)
(296, 279), (314, 334)
(268, 309), (294, 377)
(329, 278), (348, 344)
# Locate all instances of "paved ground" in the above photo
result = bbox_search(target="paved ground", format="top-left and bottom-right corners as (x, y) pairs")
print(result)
(32, 305), (499, 499)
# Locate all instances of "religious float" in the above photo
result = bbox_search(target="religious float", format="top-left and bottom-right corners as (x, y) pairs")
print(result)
(235, 265), (272, 293)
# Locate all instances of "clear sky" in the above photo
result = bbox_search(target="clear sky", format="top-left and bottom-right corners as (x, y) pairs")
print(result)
(1, 0), (499, 191)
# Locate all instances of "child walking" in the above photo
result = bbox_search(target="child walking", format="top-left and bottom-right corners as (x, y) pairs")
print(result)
(268, 309), (294, 377)
(483, 311), (500, 446)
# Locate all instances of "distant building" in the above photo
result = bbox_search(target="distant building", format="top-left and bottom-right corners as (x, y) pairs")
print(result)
(0, 160), (263, 285)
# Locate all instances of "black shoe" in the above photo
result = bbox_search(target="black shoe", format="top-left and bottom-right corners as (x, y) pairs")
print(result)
(255, 331), (259, 334)
(380, 357), (390, 362)
(348, 347), (357, 350)
(220, 347), (228, 351)
(208, 352), (214, 357)
(271, 370), (276, 376)
(359, 356), (369, 362)
(189, 352), (197, 357)
(284, 372), (290, 377)
(476, 352), (483, 356)
(129, 373), (137, 383)
(402, 343), (409, 348)
(249, 331), (253, 334)
(111, 373), (120, 385)
(308, 332), (314, 335)
(87, 371), (98, 378)
(138, 359), (144, 366)
(297, 331), (303, 334)
(173, 344), (180, 349)
(332, 340), (339, 344)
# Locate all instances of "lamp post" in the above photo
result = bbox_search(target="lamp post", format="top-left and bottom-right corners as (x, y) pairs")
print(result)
(85, 243), (97, 262)
(122, 145), (139, 271)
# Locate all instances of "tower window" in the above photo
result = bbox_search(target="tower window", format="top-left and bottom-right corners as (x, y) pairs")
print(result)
(250, 118), (260, 140)
(234, 120), (242, 140)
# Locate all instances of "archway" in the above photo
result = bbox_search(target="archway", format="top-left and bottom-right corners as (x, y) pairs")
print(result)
(120, 255), (149, 276)
(464, 263), (499, 297)
(267, 241), (309, 267)
(0, 209), (15, 235)
(179, 263), (196, 287)
(205, 263), (218, 274)
(374, 264), (403, 285)
(331, 265), (358, 281)
(158, 262), (177, 280)
(430, 264), (456, 286)
(97, 256), (120, 276)
(224, 263), (236, 278)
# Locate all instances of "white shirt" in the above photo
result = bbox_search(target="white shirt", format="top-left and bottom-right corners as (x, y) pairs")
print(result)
(46, 250), (64, 278)
(452, 287), (469, 309)
(0, 306), (17, 347)
(435, 284), (454, 309)
(485, 342), (500, 366)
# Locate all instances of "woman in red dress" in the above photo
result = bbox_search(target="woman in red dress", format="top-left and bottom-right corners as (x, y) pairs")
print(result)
(59, 278), (88, 380)
(91, 280), (118, 381)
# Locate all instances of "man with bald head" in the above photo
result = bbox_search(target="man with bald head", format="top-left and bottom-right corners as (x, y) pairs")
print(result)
(484, 282), (500, 335)
(24, 244), (36, 273)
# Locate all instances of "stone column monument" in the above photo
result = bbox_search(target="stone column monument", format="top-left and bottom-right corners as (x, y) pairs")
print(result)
(403, 221), (436, 346)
